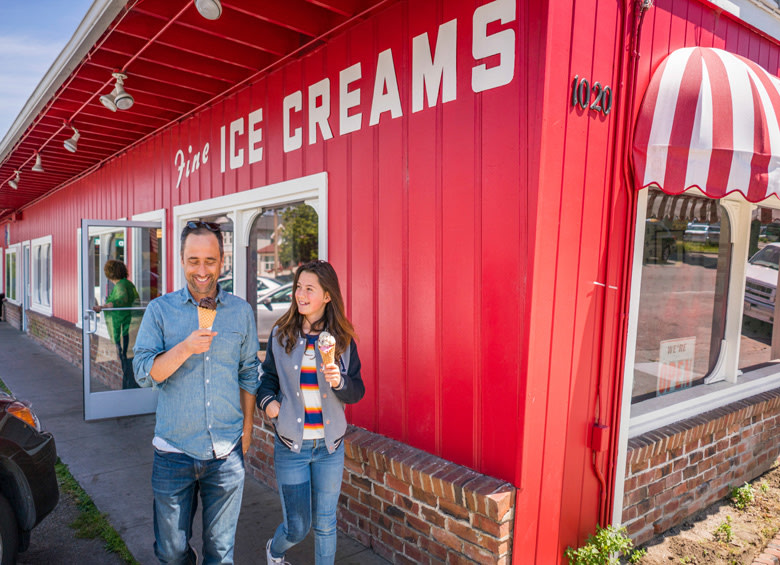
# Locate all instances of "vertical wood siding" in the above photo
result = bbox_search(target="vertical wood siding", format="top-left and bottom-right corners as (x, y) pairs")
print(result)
(10, 0), (529, 485)
(7, 1), (779, 562)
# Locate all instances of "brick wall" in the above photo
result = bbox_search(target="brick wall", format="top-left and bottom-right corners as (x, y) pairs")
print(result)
(247, 414), (515, 564)
(9, 307), (517, 563)
(25, 309), (83, 368)
(2, 301), (21, 329)
(622, 390), (780, 545)
(22, 309), (126, 390)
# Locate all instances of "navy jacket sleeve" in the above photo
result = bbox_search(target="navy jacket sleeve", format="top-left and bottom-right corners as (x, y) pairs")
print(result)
(256, 337), (280, 411)
(333, 340), (364, 405)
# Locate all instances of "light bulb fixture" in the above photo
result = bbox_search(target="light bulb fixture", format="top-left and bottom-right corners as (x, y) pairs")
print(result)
(8, 171), (20, 190)
(64, 123), (80, 153)
(31, 152), (44, 173)
(100, 72), (134, 111)
(195, 0), (222, 20)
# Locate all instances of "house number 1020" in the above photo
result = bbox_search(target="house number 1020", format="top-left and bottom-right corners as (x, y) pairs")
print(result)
(571, 75), (612, 115)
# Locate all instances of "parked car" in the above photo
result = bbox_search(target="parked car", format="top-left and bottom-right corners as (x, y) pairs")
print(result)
(744, 243), (780, 324)
(256, 283), (293, 343)
(683, 222), (720, 244)
(0, 392), (58, 563)
(644, 219), (677, 262)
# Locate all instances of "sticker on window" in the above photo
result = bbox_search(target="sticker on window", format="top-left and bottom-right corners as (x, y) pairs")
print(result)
(658, 337), (696, 395)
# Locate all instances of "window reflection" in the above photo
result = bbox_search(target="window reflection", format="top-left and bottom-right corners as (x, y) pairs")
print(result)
(739, 207), (780, 371)
(633, 188), (730, 403)
(248, 203), (318, 344)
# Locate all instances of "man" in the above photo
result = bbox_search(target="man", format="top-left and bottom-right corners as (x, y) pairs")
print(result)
(134, 221), (259, 564)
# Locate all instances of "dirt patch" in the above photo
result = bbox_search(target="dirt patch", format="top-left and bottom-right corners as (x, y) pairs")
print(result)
(638, 463), (780, 565)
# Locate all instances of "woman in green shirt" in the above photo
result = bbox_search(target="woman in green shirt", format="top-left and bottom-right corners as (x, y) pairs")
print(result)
(94, 260), (140, 389)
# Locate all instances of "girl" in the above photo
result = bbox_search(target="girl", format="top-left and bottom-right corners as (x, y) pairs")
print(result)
(257, 260), (365, 565)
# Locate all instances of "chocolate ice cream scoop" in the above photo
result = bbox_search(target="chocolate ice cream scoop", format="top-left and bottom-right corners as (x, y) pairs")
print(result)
(198, 297), (217, 310)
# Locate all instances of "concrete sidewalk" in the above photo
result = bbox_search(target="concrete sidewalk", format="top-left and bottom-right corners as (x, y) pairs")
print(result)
(0, 322), (386, 564)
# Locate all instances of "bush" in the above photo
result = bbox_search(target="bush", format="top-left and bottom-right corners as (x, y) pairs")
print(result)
(565, 525), (647, 565)
(731, 483), (755, 510)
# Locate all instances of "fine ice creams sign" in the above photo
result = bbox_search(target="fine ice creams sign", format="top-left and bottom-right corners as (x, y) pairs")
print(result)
(174, 0), (517, 189)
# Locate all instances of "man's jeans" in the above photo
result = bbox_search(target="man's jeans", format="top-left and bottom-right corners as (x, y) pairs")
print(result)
(269, 437), (345, 565)
(152, 445), (245, 565)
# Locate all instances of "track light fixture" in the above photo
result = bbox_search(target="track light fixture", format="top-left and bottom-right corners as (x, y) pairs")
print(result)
(100, 72), (134, 111)
(195, 0), (222, 20)
(32, 152), (44, 173)
(64, 123), (80, 153)
(8, 171), (20, 190)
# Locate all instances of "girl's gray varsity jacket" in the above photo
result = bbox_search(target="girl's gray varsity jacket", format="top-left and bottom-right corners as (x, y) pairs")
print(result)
(256, 327), (365, 454)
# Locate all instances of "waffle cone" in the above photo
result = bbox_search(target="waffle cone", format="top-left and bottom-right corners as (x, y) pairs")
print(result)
(320, 347), (335, 365)
(198, 307), (217, 329)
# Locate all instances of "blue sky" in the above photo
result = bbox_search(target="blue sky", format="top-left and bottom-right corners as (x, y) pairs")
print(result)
(0, 0), (93, 138)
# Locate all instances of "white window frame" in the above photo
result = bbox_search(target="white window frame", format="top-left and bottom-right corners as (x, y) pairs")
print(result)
(4, 244), (20, 305)
(613, 187), (780, 524)
(30, 235), (53, 316)
(172, 172), (328, 299)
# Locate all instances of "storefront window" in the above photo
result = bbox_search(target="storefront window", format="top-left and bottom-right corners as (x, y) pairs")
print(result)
(740, 206), (780, 371)
(633, 189), (729, 403)
(5, 249), (17, 302)
(248, 202), (318, 344)
(31, 236), (52, 314)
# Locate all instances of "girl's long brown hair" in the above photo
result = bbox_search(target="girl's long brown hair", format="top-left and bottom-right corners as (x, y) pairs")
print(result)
(275, 260), (357, 358)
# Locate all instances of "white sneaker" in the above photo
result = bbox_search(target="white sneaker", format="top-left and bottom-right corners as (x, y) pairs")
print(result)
(266, 538), (290, 565)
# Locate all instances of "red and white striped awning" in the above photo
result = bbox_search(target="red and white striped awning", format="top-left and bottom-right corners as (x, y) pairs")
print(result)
(633, 47), (780, 202)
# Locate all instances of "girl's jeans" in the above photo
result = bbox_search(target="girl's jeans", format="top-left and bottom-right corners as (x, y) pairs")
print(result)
(269, 436), (345, 565)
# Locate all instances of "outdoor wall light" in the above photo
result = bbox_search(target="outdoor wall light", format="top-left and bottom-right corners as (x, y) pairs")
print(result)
(100, 72), (134, 111)
(31, 152), (44, 173)
(64, 123), (80, 153)
(195, 0), (222, 20)
(8, 171), (20, 190)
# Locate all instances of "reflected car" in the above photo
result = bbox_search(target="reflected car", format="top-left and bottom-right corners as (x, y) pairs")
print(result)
(256, 283), (293, 343)
(644, 219), (677, 263)
(683, 222), (720, 244)
(759, 223), (780, 242)
(744, 243), (780, 324)
(217, 276), (282, 297)
(0, 392), (59, 561)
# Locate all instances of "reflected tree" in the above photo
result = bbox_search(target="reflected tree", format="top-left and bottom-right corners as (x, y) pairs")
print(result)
(279, 205), (318, 266)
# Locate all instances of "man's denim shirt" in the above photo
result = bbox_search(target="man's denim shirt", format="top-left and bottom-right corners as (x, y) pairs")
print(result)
(133, 285), (260, 460)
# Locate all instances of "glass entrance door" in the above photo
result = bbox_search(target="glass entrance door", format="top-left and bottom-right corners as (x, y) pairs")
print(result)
(81, 219), (162, 420)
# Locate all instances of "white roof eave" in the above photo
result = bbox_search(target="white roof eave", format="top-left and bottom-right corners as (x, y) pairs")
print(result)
(0, 0), (128, 164)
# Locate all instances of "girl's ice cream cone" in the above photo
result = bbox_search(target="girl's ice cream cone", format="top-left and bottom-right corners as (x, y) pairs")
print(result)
(318, 331), (336, 364)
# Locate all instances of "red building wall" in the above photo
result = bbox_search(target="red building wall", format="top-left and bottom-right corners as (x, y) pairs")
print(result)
(11, 1), (777, 562)
(514, 0), (628, 560)
(9, 0), (532, 486)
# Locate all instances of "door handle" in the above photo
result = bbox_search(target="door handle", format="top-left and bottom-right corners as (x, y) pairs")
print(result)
(84, 310), (98, 334)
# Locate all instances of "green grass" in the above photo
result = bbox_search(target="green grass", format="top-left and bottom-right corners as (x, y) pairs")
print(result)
(56, 460), (139, 564)
(682, 242), (720, 254)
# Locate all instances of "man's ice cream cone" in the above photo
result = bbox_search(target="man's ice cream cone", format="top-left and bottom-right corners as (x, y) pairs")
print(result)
(198, 297), (217, 330)
(198, 307), (217, 330)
